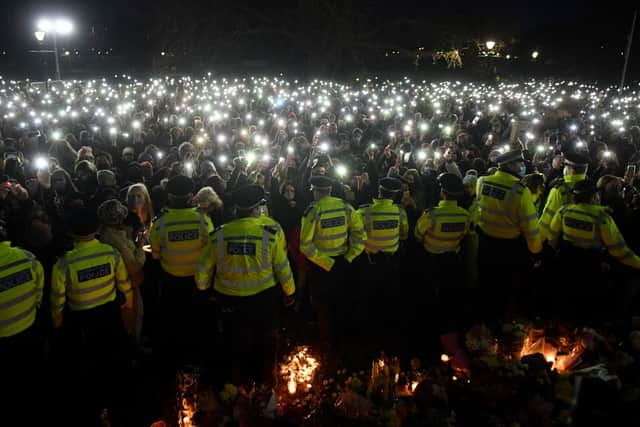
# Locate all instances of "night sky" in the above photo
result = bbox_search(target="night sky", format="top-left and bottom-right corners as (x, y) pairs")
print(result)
(0, 1), (637, 80)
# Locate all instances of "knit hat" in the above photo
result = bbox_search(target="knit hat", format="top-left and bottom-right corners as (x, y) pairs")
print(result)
(463, 169), (479, 187)
(97, 199), (129, 226)
(97, 169), (117, 187)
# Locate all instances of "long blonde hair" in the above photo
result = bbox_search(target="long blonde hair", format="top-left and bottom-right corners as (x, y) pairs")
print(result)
(126, 183), (154, 226)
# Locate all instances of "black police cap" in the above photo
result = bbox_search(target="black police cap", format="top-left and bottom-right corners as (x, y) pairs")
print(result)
(496, 149), (525, 166)
(69, 207), (100, 236)
(309, 175), (334, 190)
(378, 177), (402, 192)
(166, 175), (195, 196)
(564, 151), (590, 167)
(572, 179), (598, 197)
(437, 172), (464, 195)
(232, 184), (267, 210)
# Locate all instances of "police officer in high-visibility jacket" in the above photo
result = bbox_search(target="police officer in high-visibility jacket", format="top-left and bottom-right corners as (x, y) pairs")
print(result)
(0, 222), (46, 426)
(539, 151), (589, 235)
(547, 180), (640, 323)
(196, 185), (295, 385)
(356, 177), (407, 351)
(0, 219), (45, 367)
(50, 208), (133, 421)
(51, 208), (133, 335)
(415, 173), (470, 333)
(149, 175), (213, 360)
(300, 175), (366, 354)
(475, 149), (542, 321)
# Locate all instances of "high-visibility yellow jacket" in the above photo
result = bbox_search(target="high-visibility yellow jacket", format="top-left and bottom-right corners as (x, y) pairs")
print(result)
(51, 239), (132, 314)
(547, 203), (640, 268)
(149, 208), (213, 277)
(476, 170), (542, 253)
(195, 216), (295, 297)
(0, 242), (44, 338)
(415, 200), (470, 254)
(539, 173), (586, 234)
(357, 198), (408, 254)
(300, 196), (366, 271)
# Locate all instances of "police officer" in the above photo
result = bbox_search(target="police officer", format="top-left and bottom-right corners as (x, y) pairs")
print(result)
(540, 151), (589, 235)
(475, 149), (542, 322)
(415, 173), (470, 333)
(196, 185), (295, 386)
(547, 180), (640, 324)
(149, 175), (213, 360)
(0, 219), (45, 417)
(300, 175), (366, 355)
(50, 208), (132, 422)
(356, 177), (408, 353)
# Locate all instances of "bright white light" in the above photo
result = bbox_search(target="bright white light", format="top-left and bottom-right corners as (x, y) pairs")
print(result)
(569, 124), (578, 132)
(444, 126), (452, 135)
(336, 165), (347, 177)
(417, 151), (427, 160)
(34, 31), (46, 41)
(36, 19), (52, 32)
(287, 146), (294, 154)
(486, 40), (496, 50)
(108, 127), (117, 135)
(434, 151), (442, 159)
(196, 136), (205, 144)
(185, 161), (193, 170)
(34, 157), (49, 170)
(51, 130), (62, 140)
(319, 142), (329, 152)
(536, 145), (545, 153)
(132, 120), (141, 129)
(531, 50), (540, 59)
(157, 151), (164, 159)
(262, 154), (271, 162)
(246, 151), (256, 165)
(178, 117), (186, 126)
(420, 123), (428, 132)
(525, 132), (535, 140)
(218, 154), (227, 164)
(603, 150), (612, 158)
(389, 131), (396, 138)
(345, 114), (353, 123)
(576, 141), (585, 148)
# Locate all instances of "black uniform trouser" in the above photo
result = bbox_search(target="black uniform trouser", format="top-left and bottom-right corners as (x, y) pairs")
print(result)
(158, 272), (202, 364)
(61, 301), (126, 423)
(424, 251), (467, 334)
(357, 251), (399, 358)
(477, 231), (529, 325)
(217, 286), (279, 386)
(555, 246), (607, 326)
(0, 325), (45, 423)
(308, 256), (348, 356)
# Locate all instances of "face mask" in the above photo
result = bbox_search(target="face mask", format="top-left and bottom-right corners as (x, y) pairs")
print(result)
(283, 191), (295, 201)
(518, 166), (526, 177)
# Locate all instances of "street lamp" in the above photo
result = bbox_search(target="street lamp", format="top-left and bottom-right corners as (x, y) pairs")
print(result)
(531, 50), (540, 60)
(34, 17), (74, 81)
(485, 40), (496, 50)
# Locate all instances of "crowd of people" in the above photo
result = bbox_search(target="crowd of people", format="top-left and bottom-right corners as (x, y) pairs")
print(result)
(1, 75), (640, 425)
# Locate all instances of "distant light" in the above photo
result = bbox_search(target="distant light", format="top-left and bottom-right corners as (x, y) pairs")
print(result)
(485, 40), (496, 50)
(336, 164), (347, 177)
(319, 142), (329, 152)
(576, 141), (585, 148)
(218, 154), (227, 164)
(603, 150), (612, 158)
(569, 124), (578, 132)
(262, 153), (271, 162)
(34, 31), (46, 41)
(287, 145), (294, 154)
(419, 122), (428, 132)
(160, 51), (165, 56)
(525, 132), (535, 140)
(185, 161), (193, 170)
(51, 130), (62, 140)
(434, 151), (442, 159)
(132, 120), (141, 129)
(417, 150), (427, 160)
(531, 50), (540, 59)
(178, 117), (186, 126)
(536, 145), (545, 153)
(34, 157), (49, 170)
(108, 127), (117, 135)
(157, 151), (163, 159)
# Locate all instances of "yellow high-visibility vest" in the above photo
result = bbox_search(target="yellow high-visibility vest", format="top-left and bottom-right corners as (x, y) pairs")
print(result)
(149, 207), (213, 277)
(299, 196), (366, 271)
(195, 216), (295, 297)
(51, 239), (132, 313)
(0, 242), (44, 338)
(548, 203), (640, 268)
(476, 170), (542, 253)
(415, 200), (470, 254)
(358, 198), (408, 254)
(539, 173), (586, 235)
